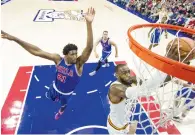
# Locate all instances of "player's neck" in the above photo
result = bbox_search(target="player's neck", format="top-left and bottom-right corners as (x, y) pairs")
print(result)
(64, 57), (72, 66)
(102, 38), (108, 42)
(117, 79), (131, 87)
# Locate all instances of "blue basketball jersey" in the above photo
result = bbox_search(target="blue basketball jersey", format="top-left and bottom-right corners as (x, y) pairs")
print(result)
(100, 38), (111, 52)
(54, 58), (81, 94)
(150, 27), (164, 44)
(152, 28), (164, 38)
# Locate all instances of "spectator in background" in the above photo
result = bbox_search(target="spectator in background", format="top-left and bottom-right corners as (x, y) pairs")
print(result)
(110, 0), (194, 29)
(185, 14), (195, 29)
(174, 14), (186, 26)
(167, 8), (173, 19)
(150, 6), (169, 23)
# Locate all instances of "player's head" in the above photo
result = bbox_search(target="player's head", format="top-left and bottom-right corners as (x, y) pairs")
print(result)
(161, 6), (166, 12)
(63, 43), (78, 64)
(102, 30), (108, 40)
(115, 64), (133, 85)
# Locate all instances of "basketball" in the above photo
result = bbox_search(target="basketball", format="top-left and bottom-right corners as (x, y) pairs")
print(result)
(166, 37), (195, 62)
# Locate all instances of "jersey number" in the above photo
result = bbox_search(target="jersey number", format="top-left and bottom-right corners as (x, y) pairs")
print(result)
(57, 73), (66, 83)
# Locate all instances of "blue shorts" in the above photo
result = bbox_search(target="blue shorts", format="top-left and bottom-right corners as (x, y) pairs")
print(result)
(176, 87), (195, 109)
(150, 34), (160, 44)
(100, 51), (111, 63)
(47, 84), (72, 106)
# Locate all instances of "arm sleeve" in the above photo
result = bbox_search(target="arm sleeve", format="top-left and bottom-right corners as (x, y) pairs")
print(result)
(144, 70), (167, 89)
(125, 86), (140, 99)
(125, 70), (167, 98)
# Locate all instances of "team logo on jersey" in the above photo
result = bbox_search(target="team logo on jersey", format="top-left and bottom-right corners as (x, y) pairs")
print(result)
(33, 9), (85, 22)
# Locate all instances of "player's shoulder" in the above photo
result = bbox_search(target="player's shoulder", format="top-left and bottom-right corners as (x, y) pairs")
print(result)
(53, 53), (62, 65)
(110, 81), (126, 91)
(56, 56), (65, 64)
(111, 80), (121, 86)
(108, 39), (115, 44)
(109, 81), (123, 94)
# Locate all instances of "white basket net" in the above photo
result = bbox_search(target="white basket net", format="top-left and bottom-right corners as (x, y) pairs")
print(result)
(125, 25), (195, 134)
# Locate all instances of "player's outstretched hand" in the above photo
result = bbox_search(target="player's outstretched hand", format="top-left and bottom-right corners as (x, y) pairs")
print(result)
(1, 31), (15, 41)
(84, 7), (95, 23)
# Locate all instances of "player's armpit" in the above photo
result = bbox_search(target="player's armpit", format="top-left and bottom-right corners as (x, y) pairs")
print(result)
(77, 46), (93, 66)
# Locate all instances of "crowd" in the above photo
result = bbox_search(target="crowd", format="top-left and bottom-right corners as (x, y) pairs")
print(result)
(109, 0), (195, 38)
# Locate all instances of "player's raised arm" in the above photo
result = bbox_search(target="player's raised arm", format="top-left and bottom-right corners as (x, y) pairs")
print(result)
(110, 84), (128, 98)
(77, 7), (95, 66)
(1, 30), (61, 64)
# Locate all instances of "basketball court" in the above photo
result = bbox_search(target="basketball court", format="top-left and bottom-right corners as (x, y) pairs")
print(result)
(1, 0), (195, 134)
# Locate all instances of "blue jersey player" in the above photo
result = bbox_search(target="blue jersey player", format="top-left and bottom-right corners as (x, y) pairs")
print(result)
(89, 31), (118, 76)
(173, 80), (195, 122)
(1, 7), (96, 120)
(148, 16), (168, 50)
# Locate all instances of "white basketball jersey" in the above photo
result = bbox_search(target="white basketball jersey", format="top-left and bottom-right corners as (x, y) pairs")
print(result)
(108, 81), (136, 128)
(157, 11), (168, 23)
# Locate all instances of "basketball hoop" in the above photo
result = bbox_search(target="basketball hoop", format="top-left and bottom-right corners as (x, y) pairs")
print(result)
(128, 23), (195, 83)
(125, 23), (195, 134)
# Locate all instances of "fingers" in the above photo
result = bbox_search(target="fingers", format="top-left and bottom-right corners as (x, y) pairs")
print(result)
(89, 7), (92, 14)
(92, 7), (95, 15)
(87, 8), (90, 14)
(166, 39), (181, 60)
(169, 45), (178, 60)
(1, 31), (9, 39)
(1, 34), (7, 39)
(1, 30), (7, 37)
(169, 44), (181, 60)
(1, 30), (6, 34)
(86, 7), (95, 15)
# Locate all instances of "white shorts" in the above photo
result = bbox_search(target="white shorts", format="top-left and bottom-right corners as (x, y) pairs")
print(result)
(107, 117), (129, 135)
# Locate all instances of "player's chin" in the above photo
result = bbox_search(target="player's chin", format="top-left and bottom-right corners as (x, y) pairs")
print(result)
(125, 79), (133, 85)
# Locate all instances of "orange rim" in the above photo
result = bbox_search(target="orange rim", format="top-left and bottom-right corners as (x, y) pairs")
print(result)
(127, 23), (195, 83)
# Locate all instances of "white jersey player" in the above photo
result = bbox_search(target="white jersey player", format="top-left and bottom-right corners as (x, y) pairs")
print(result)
(150, 6), (169, 24)
(107, 81), (137, 134)
(106, 37), (195, 134)
(107, 64), (167, 134)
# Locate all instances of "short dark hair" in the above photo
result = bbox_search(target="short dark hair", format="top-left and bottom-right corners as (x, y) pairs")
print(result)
(115, 64), (126, 73)
(103, 30), (108, 33)
(63, 43), (78, 55)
